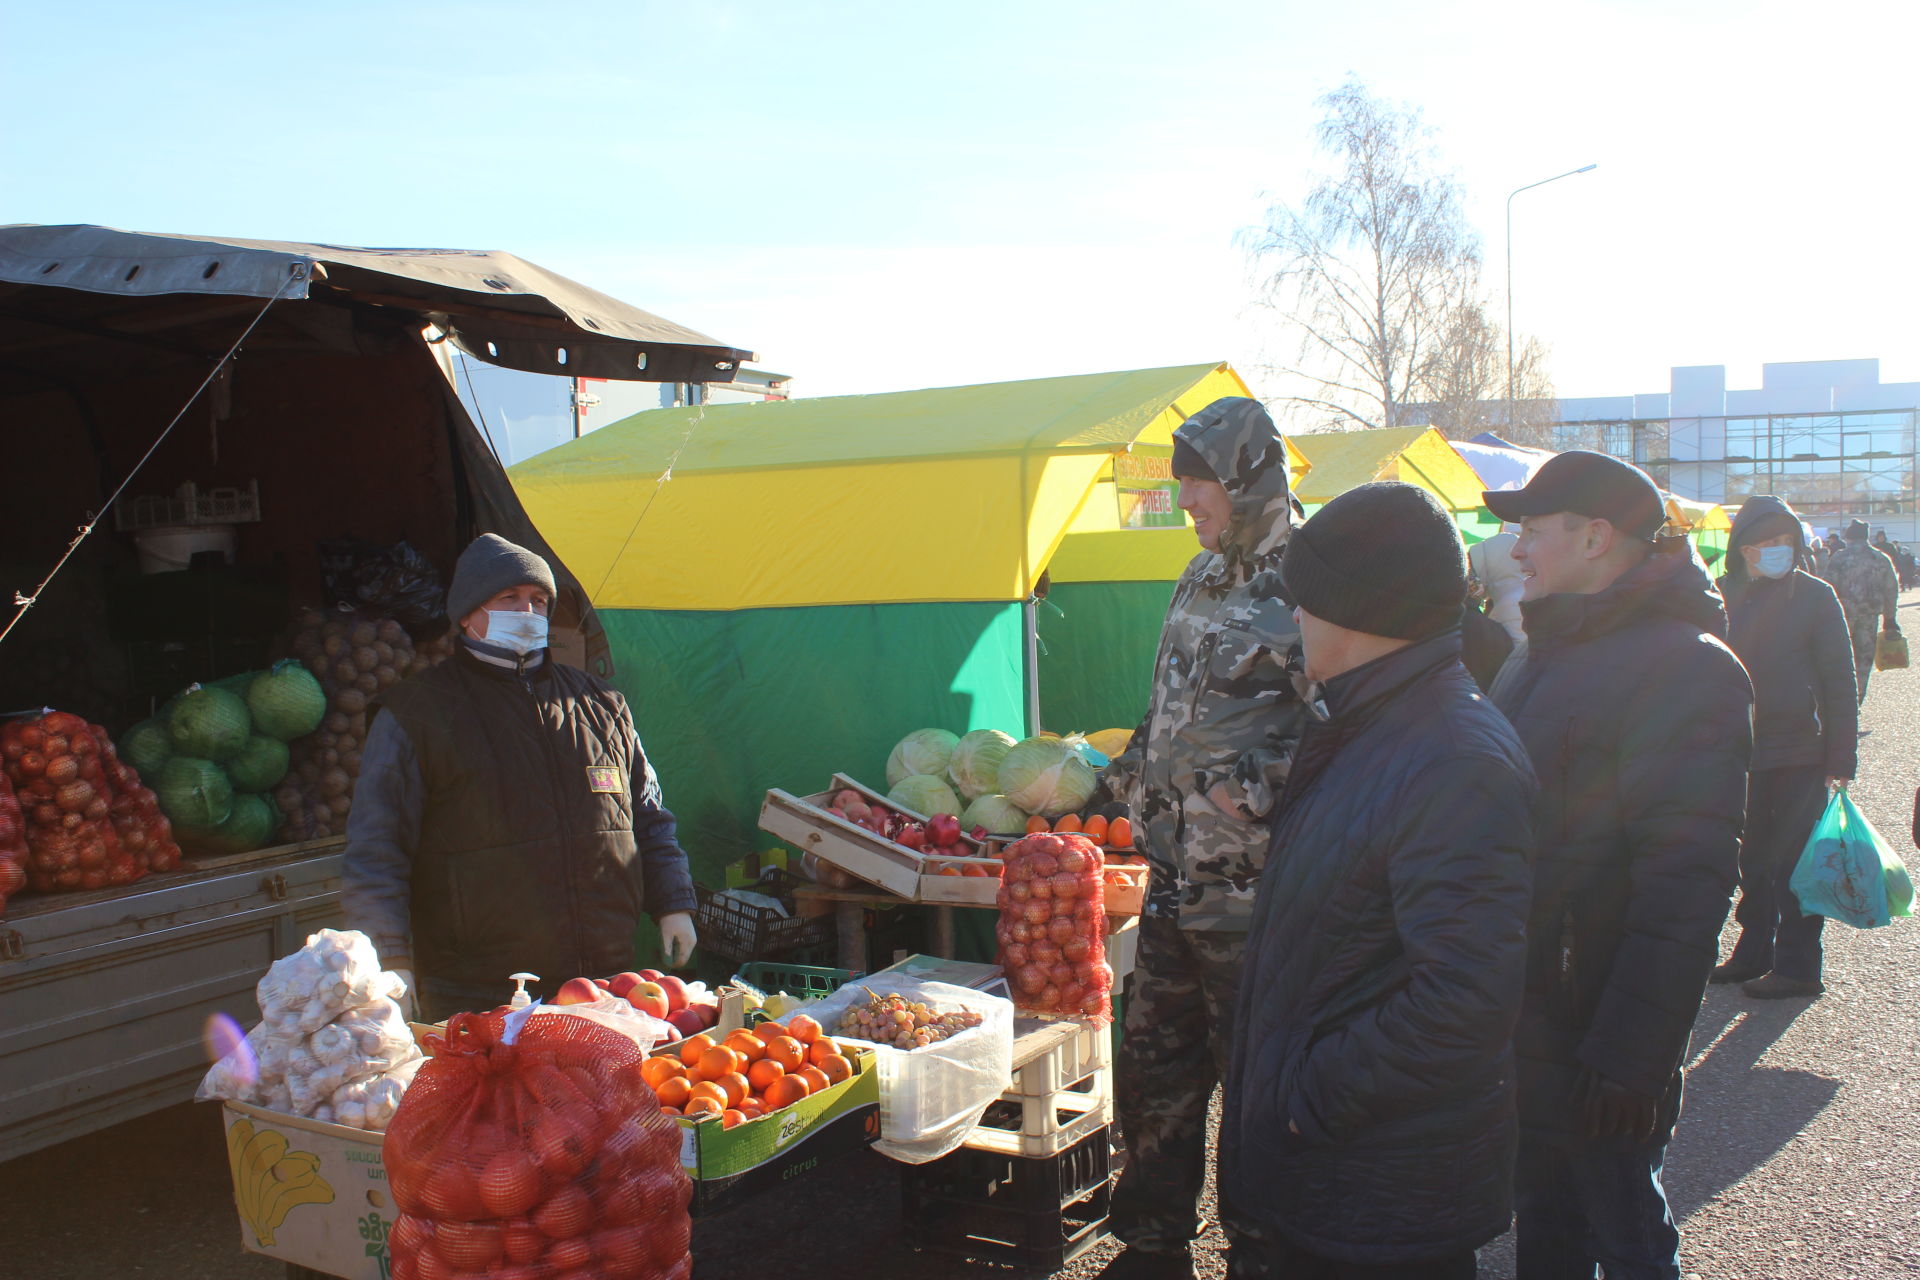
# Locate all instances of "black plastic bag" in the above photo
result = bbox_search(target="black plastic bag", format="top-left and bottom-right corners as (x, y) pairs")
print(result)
(317, 538), (447, 636)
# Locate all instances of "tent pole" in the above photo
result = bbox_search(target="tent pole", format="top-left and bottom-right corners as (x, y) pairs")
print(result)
(1024, 598), (1042, 736)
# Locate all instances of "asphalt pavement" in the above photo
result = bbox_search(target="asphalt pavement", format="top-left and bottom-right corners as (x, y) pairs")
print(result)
(7, 592), (1920, 1278)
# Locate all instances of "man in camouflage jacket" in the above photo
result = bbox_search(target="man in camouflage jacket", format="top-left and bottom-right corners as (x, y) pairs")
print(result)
(1099, 397), (1309, 1277)
(1830, 518), (1900, 704)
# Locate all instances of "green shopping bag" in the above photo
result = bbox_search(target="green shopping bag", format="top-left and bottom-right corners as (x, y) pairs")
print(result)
(1790, 790), (1916, 928)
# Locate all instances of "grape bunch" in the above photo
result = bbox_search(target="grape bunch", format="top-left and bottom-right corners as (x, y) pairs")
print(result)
(835, 988), (983, 1049)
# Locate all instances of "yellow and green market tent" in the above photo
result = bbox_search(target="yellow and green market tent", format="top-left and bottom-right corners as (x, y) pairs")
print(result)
(1286, 424), (1506, 544)
(1664, 495), (1734, 565)
(511, 362), (1287, 886)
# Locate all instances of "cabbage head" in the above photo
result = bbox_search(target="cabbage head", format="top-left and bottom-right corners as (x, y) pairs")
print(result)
(887, 773), (962, 819)
(960, 793), (1029, 835)
(946, 728), (1016, 800)
(884, 728), (959, 788)
(997, 735), (1097, 818)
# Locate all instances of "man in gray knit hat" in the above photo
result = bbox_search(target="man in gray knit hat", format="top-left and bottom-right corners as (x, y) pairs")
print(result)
(343, 533), (698, 1019)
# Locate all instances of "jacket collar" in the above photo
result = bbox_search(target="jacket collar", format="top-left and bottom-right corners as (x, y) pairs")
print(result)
(1315, 631), (1464, 728)
(455, 640), (550, 683)
(1520, 543), (1728, 651)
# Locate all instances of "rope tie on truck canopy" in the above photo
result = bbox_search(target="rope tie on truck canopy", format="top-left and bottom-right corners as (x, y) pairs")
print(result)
(0, 264), (305, 651)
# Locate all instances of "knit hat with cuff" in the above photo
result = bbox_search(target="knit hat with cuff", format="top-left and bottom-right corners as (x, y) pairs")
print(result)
(447, 533), (557, 624)
(1279, 482), (1467, 641)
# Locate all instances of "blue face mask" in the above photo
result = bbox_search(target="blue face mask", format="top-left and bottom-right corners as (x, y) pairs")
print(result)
(483, 610), (550, 655)
(1752, 545), (1795, 579)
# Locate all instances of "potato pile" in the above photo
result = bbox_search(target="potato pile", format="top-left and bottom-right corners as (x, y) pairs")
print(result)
(273, 610), (455, 841)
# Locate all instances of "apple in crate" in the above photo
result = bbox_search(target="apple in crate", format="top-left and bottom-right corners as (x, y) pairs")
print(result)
(550, 976), (601, 1005)
(656, 974), (690, 1013)
(665, 1008), (708, 1038)
(625, 980), (671, 1020)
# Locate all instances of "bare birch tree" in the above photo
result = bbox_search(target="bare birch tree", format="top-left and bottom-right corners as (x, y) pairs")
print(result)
(1245, 81), (1479, 432)
(1416, 298), (1560, 441)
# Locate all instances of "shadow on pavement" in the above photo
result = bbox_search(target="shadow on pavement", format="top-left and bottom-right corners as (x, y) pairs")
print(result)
(1665, 990), (1840, 1223)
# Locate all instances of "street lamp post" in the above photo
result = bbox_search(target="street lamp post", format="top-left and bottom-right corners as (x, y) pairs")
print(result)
(1506, 164), (1597, 433)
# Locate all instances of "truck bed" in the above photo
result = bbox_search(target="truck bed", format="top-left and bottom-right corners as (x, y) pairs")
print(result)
(0, 839), (345, 1165)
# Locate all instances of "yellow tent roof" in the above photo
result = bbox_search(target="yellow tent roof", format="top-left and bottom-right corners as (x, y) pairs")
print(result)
(1289, 425), (1488, 510)
(511, 362), (1289, 609)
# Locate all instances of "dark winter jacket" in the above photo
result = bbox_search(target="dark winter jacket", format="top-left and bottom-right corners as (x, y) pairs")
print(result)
(1491, 544), (1753, 1149)
(343, 646), (698, 1009)
(1221, 635), (1536, 1264)
(1716, 496), (1858, 778)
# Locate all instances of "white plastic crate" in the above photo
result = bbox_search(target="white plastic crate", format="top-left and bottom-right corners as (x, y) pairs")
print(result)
(964, 1015), (1114, 1158)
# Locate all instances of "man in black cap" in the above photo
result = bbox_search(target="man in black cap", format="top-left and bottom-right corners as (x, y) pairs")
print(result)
(343, 533), (699, 1020)
(1220, 482), (1536, 1278)
(1484, 453), (1753, 1278)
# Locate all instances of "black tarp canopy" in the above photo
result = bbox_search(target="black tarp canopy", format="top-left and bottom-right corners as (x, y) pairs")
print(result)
(0, 223), (754, 392)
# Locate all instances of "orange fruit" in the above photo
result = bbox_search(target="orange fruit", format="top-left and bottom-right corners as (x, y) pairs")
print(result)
(805, 1036), (842, 1066)
(1083, 814), (1109, 843)
(817, 1053), (854, 1085)
(714, 1071), (750, 1108)
(687, 1080), (728, 1111)
(936, 864), (962, 876)
(961, 863), (992, 877)
(751, 1021), (789, 1045)
(1108, 817), (1132, 849)
(721, 1109), (744, 1130)
(660, 1105), (682, 1117)
(747, 1058), (787, 1091)
(678, 1033), (717, 1068)
(641, 1056), (686, 1088)
(1025, 815), (1050, 834)
(797, 1065), (832, 1094)
(698, 1045), (742, 1080)
(763, 1075), (810, 1110)
(738, 1098), (766, 1119)
(654, 1076), (692, 1109)
(684, 1096), (723, 1119)
(787, 1014), (822, 1045)
(764, 1035), (806, 1072)
(1055, 813), (1083, 833)
(724, 1031), (766, 1063)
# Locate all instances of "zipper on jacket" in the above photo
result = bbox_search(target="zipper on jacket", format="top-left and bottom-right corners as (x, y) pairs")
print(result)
(520, 671), (586, 977)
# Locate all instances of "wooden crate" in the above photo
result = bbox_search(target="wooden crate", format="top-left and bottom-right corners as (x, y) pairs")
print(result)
(759, 773), (998, 901)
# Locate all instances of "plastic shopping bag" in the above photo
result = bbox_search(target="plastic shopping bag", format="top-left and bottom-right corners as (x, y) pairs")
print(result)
(1790, 790), (1916, 928)
(1876, 630), (1909, 671)
(807, 976), (1013, 1164)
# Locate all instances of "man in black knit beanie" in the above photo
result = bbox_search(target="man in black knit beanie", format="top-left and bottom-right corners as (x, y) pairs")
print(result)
(1220, 483), (1538, 1279)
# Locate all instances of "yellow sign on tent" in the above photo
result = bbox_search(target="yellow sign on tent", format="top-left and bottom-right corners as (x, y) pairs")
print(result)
(1288, 425), (1489, 511)
(512, 362), (1303, 610)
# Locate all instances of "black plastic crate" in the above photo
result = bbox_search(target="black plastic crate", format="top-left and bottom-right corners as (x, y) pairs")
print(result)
(899, 1124), (1115, 1269)
(693, 868), (835, 962)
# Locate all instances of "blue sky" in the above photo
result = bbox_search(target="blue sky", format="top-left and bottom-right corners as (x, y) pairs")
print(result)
(5, 1), (1915, 404)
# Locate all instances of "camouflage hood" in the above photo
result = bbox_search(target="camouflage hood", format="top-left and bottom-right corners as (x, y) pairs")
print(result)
(1173, 397), (1293, 584)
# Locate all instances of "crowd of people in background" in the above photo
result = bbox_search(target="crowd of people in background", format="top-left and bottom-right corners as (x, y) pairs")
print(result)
(1097, 397), (1908, 1280)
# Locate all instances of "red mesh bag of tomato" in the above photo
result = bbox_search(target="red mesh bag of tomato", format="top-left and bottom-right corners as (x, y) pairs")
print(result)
(383, 1008), (692, 1280)
(0, 711), (180, 896)
(995, 831), (1114, 1022)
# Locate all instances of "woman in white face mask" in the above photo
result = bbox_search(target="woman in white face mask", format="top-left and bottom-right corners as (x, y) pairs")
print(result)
(1710, 497), (1859, 999)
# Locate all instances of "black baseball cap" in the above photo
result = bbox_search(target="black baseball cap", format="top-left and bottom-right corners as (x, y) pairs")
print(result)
(1483, 451), (1667, 542)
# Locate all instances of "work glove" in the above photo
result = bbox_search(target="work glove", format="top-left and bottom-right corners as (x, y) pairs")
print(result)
(1572, 1065), (1660, 1143)
(658, 912), (698, 969)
